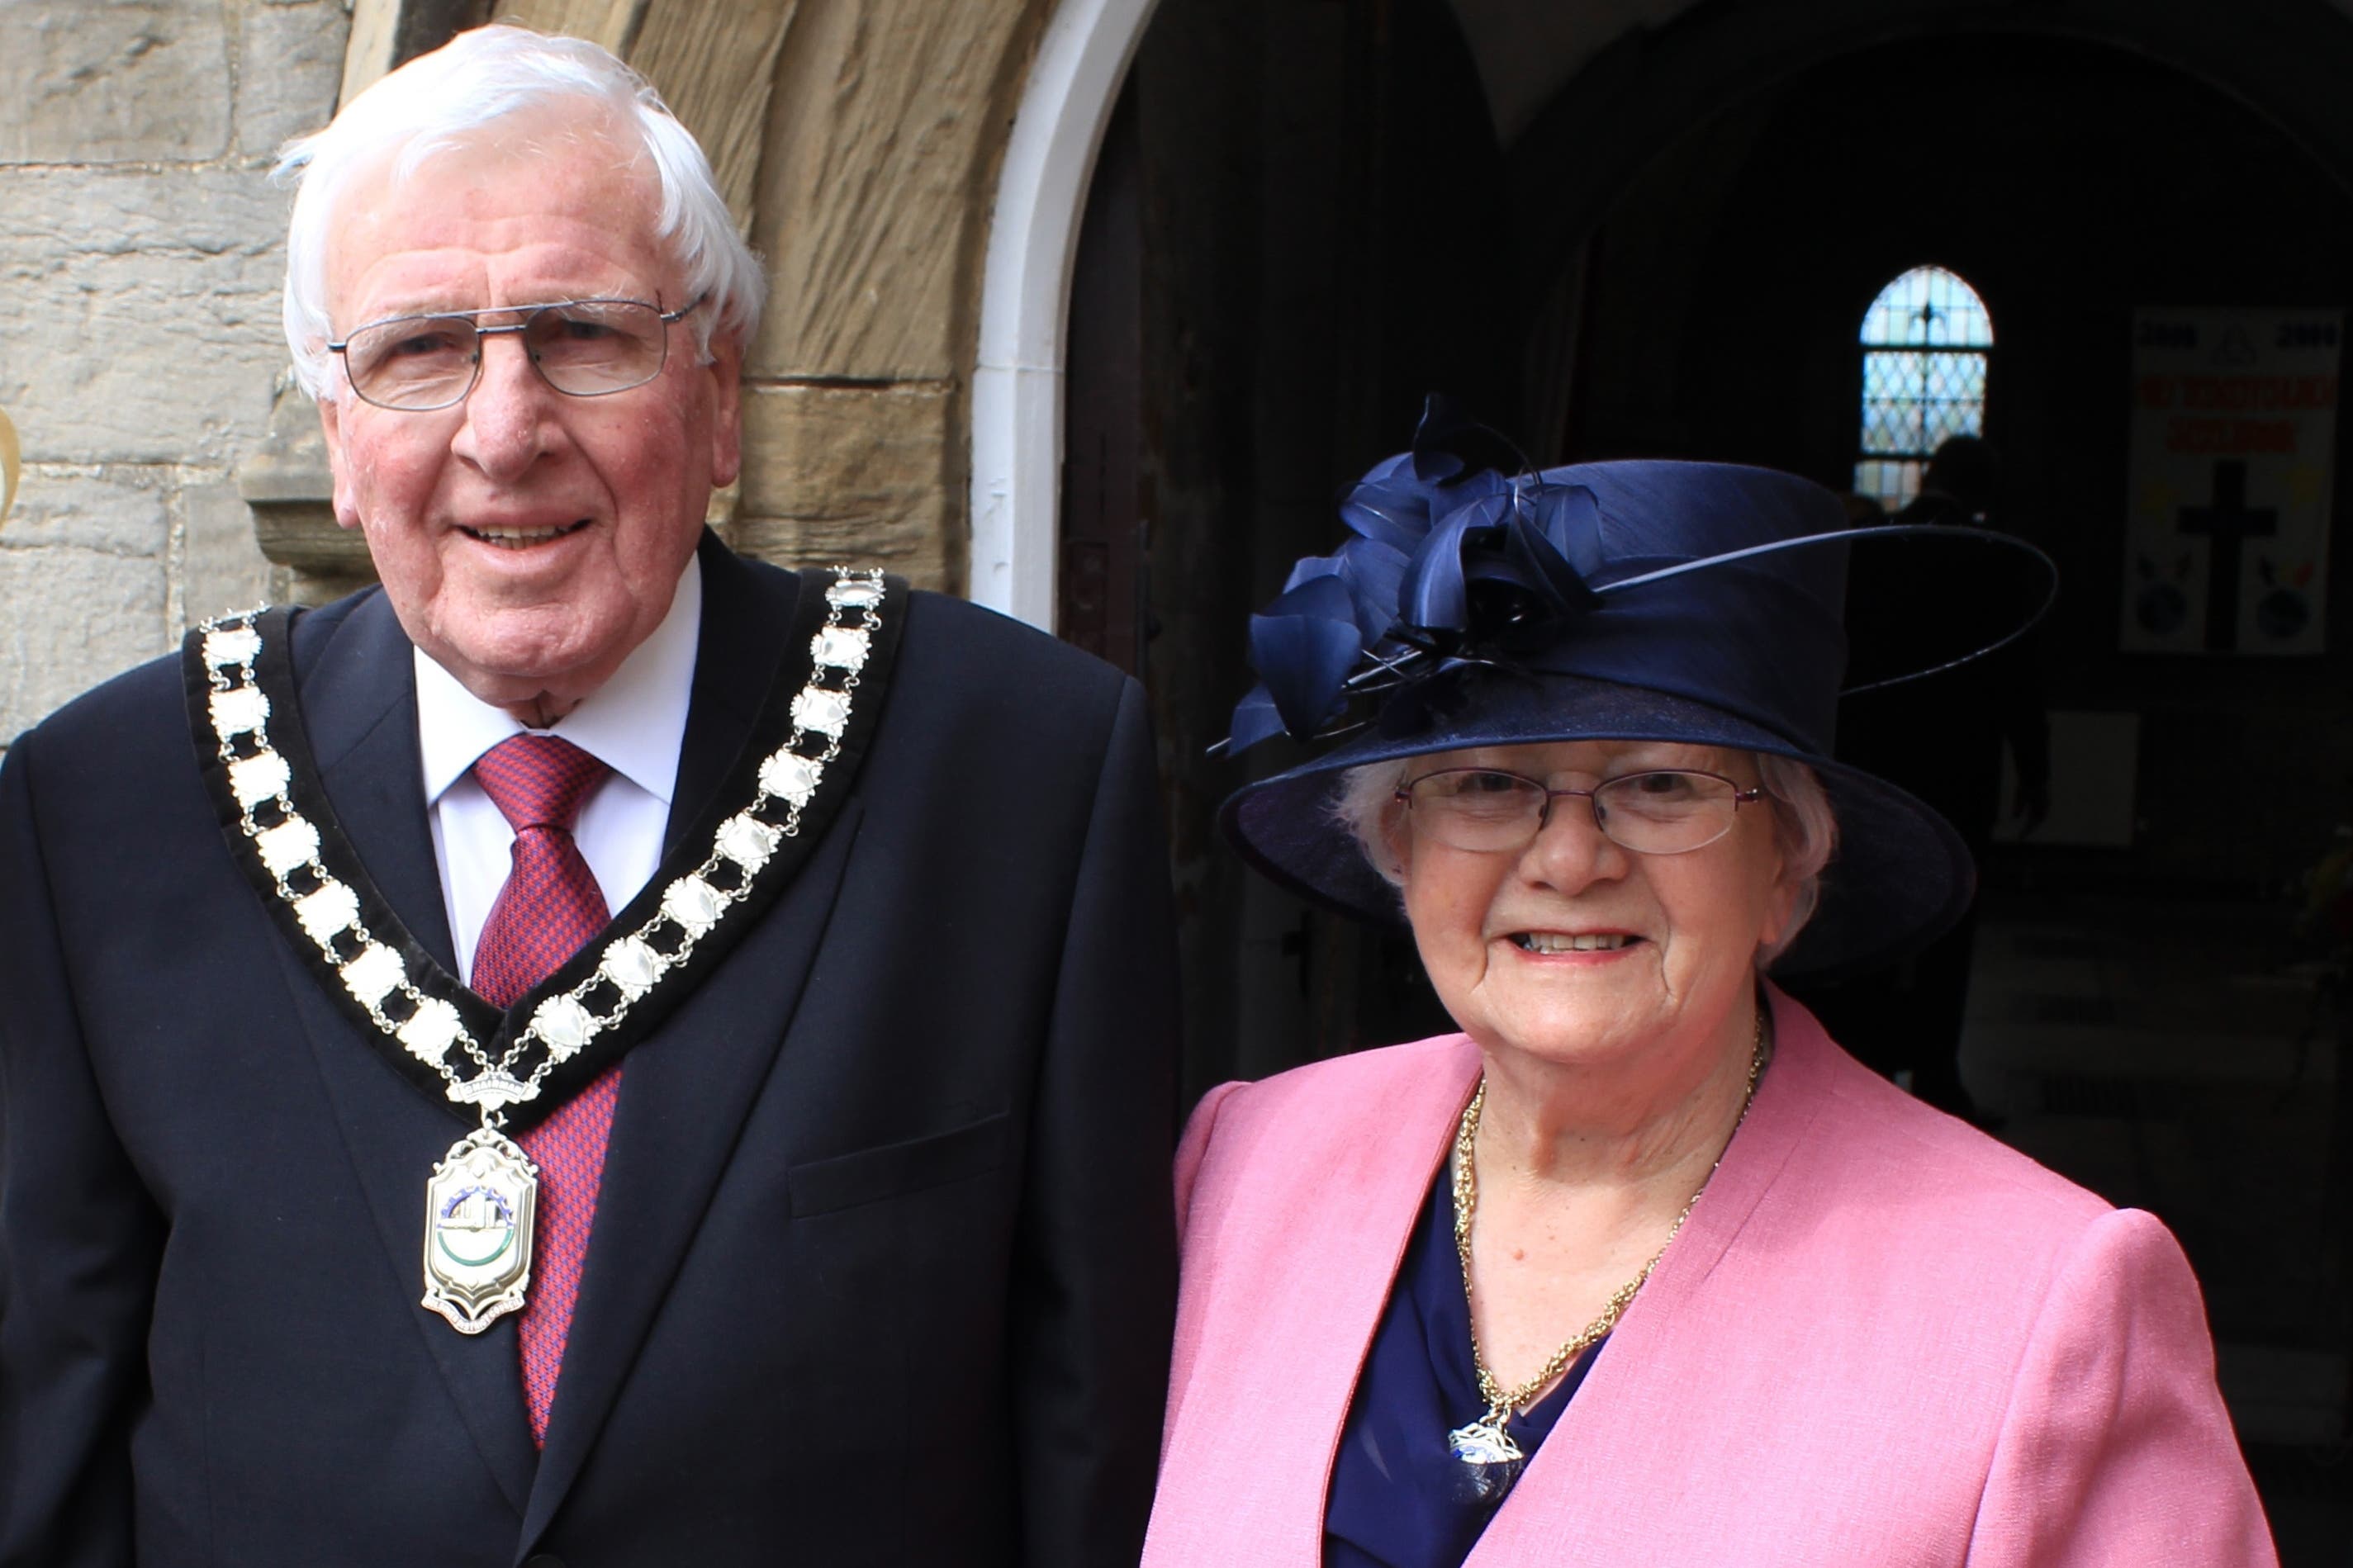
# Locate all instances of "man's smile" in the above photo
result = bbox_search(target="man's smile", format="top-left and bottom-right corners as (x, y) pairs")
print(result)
(458, 518), (593, 549)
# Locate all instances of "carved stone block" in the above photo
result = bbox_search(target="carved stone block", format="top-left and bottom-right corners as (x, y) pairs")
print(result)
(733, 380), (956, 591)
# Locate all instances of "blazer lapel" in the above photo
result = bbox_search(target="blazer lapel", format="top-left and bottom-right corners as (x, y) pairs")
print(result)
(1296, 1047), (1482, 1556)
(1464, 987), (1833, 1566)
(1174, 1042), (1483, 1566)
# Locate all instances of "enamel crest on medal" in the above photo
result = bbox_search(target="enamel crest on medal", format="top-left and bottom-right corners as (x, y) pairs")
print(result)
(422, 1130), (539, 1333)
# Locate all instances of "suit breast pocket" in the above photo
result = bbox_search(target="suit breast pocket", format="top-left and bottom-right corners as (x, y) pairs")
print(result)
(785, 1111), (1011, 1218)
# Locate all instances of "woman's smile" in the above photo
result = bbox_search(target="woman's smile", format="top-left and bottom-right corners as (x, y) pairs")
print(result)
(1505, 930), (1641, 955)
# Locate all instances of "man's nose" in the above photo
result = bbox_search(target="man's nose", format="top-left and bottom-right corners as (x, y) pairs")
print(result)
(453, 331), (556, 478)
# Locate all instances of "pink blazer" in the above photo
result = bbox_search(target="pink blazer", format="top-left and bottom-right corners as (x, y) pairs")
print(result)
(1143, 988), (2275, 1566)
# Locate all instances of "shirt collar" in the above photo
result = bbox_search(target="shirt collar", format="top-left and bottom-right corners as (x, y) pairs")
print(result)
(415, 552), (703, 807)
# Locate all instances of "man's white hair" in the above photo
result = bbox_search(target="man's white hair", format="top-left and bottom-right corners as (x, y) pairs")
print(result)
(273, 24), (766, 401)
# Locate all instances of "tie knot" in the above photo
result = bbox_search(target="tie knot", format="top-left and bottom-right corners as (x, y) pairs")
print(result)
(472, 734), (610, 834)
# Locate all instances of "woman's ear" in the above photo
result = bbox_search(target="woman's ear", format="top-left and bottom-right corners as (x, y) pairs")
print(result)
(1753, 825), (1804, 955)
(1379, 796), (1414, 888)
(1762, 874), (1800, 952)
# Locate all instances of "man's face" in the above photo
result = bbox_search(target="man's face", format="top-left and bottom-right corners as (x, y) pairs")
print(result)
(317, 114), (741, 721)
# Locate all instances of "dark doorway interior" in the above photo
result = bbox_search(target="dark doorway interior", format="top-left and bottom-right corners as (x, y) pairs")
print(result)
(1062, 0), (1518, 1101)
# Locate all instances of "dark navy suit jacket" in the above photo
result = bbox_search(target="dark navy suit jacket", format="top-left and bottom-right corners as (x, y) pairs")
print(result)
(0, 538), (1179, 1566)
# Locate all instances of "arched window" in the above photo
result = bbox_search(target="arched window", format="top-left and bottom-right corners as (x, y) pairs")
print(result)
(1853, 265), (1993, 512)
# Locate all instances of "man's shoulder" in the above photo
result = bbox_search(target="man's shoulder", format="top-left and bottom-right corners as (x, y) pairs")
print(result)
(717, 548), (1124, 689)
(6, 633), (219, 849)
(896, 583), (1125, 686)
(815, 576), (1136, 744)
(17, 641), (191, 760)
(15, 588), (387, 766)
(703, 553), (1139, 779)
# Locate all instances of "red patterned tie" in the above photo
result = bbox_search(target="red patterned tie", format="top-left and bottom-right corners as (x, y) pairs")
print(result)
(469, 732), (621, 1446)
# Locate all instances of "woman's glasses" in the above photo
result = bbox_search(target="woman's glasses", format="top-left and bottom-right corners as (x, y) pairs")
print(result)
(1396, 767), (1765, 856)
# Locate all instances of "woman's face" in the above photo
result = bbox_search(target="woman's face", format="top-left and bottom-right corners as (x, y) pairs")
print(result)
(1390, 739), (1799, 1074)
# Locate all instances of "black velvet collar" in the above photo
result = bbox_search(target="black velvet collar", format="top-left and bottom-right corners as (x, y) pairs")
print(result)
(183, 569), (908, 1134)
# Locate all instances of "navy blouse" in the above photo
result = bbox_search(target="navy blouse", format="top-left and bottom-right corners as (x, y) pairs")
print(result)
(1323, 1173), (1605, 1568)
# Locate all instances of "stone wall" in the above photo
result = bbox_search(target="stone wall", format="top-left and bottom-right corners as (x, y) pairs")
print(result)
(0, 0), (349, 748)
(0, 0), (1070, 756)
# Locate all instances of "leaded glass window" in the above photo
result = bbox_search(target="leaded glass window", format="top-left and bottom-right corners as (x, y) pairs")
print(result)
(1853, 266), (1992, 511)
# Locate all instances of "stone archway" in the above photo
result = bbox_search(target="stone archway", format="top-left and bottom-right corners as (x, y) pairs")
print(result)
(968, 0), (1163, 629)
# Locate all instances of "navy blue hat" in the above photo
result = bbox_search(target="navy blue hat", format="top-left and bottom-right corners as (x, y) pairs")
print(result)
(1217, 407), (2055, 978)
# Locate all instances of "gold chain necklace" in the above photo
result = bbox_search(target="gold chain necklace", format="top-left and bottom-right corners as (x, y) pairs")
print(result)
(1445, 1008), (1767, 1481)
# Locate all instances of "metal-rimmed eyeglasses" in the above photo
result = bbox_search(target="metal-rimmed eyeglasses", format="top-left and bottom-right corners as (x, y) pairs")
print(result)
(1396, 767), (1767, 856)
(326, 294), (707, 411)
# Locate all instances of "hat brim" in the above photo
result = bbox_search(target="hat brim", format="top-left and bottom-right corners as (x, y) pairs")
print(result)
(1217, 671), (1974, 981)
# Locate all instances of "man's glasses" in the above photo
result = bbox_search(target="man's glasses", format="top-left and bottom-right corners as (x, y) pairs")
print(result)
(1396, 767), (1767, 856)
(327, 294), (706, 411)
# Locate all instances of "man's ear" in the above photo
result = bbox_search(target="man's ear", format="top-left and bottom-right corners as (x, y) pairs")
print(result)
(707, 337), (743, 490)
(316, 394), (363, 532)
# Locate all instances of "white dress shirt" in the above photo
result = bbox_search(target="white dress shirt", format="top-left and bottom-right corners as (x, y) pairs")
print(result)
(417, 555), (702, 982)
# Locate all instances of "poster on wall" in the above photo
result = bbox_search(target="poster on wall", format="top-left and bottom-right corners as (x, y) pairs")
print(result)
(2121, 307), (2339, 655)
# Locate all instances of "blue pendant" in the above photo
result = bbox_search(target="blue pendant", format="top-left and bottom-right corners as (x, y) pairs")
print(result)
(1447, 1415), (1526, 1504)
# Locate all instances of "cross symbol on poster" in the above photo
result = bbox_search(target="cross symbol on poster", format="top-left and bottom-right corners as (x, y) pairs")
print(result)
(2175, 460), (2278, 651)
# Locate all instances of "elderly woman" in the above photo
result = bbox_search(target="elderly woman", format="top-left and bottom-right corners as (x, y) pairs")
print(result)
(1141, 412), (2273, 1567)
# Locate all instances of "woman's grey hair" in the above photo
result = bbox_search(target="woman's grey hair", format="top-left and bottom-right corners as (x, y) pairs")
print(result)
(273, 24), (767, 401)
(1332, 750), (1839, 968)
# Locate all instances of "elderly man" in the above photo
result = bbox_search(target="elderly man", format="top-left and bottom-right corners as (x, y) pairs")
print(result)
(0, 26), (1175, 1568)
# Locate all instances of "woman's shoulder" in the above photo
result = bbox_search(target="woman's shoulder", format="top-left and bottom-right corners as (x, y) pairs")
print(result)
(1803, 1027), (2111, 1221)
(1174, 1035), (1476, 1225)
(1762, 997), (2126, 1270)
(1182, 1035), (1475, 1163)
(1199, 1033), (1474, 1121)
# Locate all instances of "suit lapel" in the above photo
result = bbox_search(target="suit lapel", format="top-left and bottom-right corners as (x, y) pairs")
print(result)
(267, 590), (534, 1506)
(298, 590), (458, 973)
(1463, 987), (1832, 1566)
(667, 532), (795, 857)
(519, 542), (827, 1548)
(519, 798), (862, 1548)
(271, 908), (541, 1514)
